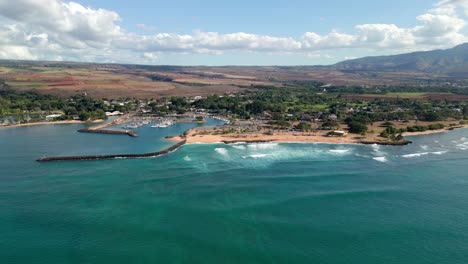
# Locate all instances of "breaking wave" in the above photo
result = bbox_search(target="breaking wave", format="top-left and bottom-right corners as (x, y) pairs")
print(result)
(457, 141), (468, 150)
(231, 145), (246, 150)
(243, 154), (268, 159)
(329, 149), (350, 154)
(373, 157), (388, 163)
(215, 148), (229, 156)
(247, 143), (279, 150)
(402, 151), (448, 158)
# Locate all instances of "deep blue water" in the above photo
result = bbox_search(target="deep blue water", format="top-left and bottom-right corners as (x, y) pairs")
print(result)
(0, 121), (468, 263)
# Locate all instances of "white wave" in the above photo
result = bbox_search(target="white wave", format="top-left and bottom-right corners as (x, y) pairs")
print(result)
(370, 143), (387, 157)
(402, 152), (429, 158)
(329, 149), (350, 154)
(242, 154), (268, 159)
(247, 143), (279, 150)
(456, 141), (468, 150)
(231, 145), (246, 150)
(420, 145), (429, 150)
(183, 156), (191, 161)
(215, 148), (229, 156)
(373, 157), (387, 163)
(403, 150), (450, 158)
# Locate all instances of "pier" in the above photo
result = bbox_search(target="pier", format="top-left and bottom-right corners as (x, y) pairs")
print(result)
(37, 140), (186, 162)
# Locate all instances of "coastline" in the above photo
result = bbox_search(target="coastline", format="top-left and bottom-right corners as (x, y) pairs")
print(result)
(171, 124), (468, 146)
(0, 119), (104, 129)
(402, 126), (466, 136)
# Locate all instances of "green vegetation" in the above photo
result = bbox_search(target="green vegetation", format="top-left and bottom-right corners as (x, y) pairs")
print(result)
(295, 122), (312, 132)
(380, 123), (447, 139)
(185, 86), (467, 135)
(0, 89), (109, 123)
(358, 92), (427, 99)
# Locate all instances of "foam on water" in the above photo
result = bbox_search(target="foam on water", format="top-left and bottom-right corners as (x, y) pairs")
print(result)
(243, 154), (268, 159)
(183, 156), (192, 161)
(402, 152), (430, 158)
(457, 141), (468, 150)
(370, 144), (387, 157)
(231, 145), (246, 150)
(373, 157), (388, 163)
(215, 143), (358, 168)
(329, 149), (350, 154)
(247, 143), (279, 150)
(432, 151), (448, 155)
(230, 142), (247, 145)
(215, 148), (229, 157)
(401, 151), (449, 158)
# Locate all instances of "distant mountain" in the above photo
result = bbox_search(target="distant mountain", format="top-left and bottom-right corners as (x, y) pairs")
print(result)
(334, 43), (468, 77)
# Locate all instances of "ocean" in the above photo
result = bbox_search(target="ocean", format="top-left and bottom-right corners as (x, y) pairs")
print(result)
(1, 120), (468, 263)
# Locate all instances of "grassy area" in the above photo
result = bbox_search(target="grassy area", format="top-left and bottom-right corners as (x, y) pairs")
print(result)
(310, 104), (328, 110)
(31, 67), (66, 74)
(0, 67), (30, 74)
(6, 81), (48, 87)
(41, 70), (66, 74)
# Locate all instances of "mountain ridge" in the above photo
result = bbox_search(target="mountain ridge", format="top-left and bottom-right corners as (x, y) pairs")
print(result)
(333, 43), (468, 77)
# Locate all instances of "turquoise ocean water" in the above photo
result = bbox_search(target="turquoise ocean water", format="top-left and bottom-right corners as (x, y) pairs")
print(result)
(1, 120), (468, 263)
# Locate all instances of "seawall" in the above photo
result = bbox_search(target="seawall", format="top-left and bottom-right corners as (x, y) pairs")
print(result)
(78, 128), (138, 137)
(37, 140), (186, 162)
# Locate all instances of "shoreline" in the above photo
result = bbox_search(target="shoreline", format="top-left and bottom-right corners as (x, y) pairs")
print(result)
(0, 119), (104, 128)
(402, 126), (466, 136)
(170, 124), (468, 146)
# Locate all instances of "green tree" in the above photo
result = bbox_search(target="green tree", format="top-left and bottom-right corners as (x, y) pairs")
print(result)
(348, 121), (368, 134)
(295, 122), (312, 132)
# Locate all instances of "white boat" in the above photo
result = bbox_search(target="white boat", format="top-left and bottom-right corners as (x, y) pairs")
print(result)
(151, 119), (174, 128)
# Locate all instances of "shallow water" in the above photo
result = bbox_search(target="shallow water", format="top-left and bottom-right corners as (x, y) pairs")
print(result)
(1, 124), (468, 263)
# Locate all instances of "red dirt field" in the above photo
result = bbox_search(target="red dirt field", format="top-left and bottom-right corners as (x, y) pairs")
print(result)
(0, 67), (254, 98)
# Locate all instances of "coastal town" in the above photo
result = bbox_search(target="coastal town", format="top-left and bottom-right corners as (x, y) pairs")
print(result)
(2, 84), (467, 150)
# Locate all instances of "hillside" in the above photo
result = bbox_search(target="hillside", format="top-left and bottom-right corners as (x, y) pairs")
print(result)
(334, 43), (468, 77)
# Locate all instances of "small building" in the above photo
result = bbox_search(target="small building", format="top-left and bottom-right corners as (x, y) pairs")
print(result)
(105, 111), (124, 116)
(327, 130), (348, 137)
(45, 114), (63, 121)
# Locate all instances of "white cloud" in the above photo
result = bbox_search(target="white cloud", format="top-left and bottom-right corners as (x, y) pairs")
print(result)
(0, 0), (467, 63)
(143, 52), (159, 62)
(306, 52), (334, 59)
(0, 45), (38, 60)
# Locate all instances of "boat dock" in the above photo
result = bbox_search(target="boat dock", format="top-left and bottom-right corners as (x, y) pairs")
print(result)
(37, 140), (187, 162)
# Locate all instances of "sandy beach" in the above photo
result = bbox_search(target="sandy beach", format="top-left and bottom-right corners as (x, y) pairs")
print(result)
(171, 124), (468, 145)
(172, 132), (359, 144)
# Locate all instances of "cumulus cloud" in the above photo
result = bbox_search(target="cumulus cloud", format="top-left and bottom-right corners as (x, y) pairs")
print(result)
(0, 45), (38, 60)
(0, 0), (467, 63)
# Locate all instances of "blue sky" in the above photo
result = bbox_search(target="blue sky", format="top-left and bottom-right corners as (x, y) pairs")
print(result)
(0, 0), (467, 65)
(78, 0), (434, 35)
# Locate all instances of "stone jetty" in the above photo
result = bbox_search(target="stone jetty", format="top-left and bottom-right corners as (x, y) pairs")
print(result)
(37, 140), (186, 162)
(78, 128), (138, 137)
